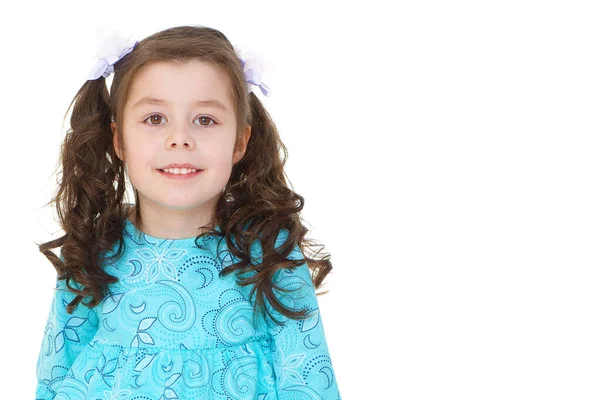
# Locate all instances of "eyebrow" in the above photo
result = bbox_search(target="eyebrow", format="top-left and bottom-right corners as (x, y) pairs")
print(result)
(131, 97), (228, 111)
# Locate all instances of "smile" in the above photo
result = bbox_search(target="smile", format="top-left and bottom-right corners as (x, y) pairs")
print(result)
(157, 169), (203, 179)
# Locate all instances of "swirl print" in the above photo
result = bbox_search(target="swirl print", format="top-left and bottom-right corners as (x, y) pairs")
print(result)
(35, 219), (341, 399)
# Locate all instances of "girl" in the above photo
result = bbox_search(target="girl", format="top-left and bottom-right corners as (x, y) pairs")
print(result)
(35, 25), (340, 399)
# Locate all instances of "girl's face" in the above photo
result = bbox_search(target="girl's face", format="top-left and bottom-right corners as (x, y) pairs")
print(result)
(111, 60), (250, 224)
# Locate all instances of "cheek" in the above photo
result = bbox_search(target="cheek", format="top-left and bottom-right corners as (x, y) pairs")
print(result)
(206, 138), (237, 163)
(126, 146), (154, 167)
(207, 155), (234, 180)
(122, 145), (159, 181)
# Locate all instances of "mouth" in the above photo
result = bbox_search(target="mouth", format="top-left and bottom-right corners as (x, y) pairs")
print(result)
(157, 167), (203, 173)
(157, 168), (203, 179)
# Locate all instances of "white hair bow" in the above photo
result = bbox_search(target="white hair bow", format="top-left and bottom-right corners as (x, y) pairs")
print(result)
(234, 45), (271, 97)
(86, 31), (138, 80)
(85, 31), (271, 97)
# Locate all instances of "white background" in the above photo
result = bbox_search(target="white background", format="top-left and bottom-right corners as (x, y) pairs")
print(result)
(1, 0), (599, 398)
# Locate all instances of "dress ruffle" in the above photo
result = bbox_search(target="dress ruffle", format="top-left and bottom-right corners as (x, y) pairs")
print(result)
(37, 338), (280, 399)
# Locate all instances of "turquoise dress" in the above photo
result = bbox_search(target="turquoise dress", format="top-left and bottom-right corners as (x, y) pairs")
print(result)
(35, 219), (341, 399)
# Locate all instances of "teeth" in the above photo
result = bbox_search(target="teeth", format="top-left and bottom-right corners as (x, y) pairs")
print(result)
(161, 168), (198, 174)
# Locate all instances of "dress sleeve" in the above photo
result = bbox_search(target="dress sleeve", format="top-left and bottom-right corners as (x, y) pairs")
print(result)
(35, 255), (100, 399)
(263, 230), (342, 399)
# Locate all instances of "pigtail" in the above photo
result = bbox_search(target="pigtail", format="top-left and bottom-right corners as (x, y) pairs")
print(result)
(214, 90), (334, 326)
(37, 77), (128, 314)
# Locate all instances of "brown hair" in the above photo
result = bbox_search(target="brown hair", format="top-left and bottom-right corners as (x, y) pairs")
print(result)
(37, 25), (333, 326)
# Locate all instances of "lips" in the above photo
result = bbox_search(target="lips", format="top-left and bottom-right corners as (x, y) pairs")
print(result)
(158, 169), (203, 179)
(159, 163), (201, 170)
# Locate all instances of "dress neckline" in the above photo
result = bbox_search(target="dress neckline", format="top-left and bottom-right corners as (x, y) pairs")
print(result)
(123, 217), (221, 248)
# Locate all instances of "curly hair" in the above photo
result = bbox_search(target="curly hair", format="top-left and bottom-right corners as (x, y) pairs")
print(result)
(36, 25), (333, 326)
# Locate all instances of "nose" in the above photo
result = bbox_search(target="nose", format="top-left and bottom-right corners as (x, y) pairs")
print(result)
(166, 121), (196, 150)
(169, 138), (193, 149)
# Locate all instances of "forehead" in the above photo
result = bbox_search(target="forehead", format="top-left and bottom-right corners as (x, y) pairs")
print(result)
(126, 60), (234, 112)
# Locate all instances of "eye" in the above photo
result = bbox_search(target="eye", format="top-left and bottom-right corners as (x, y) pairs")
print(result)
(143, 114), (166, 126)
(143, 114), (217, 127)
(194, 116), (217, 127)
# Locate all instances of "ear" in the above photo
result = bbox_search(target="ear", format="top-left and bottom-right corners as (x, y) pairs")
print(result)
(232, 124), (251, 165)
(111, 121), (125, 162)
